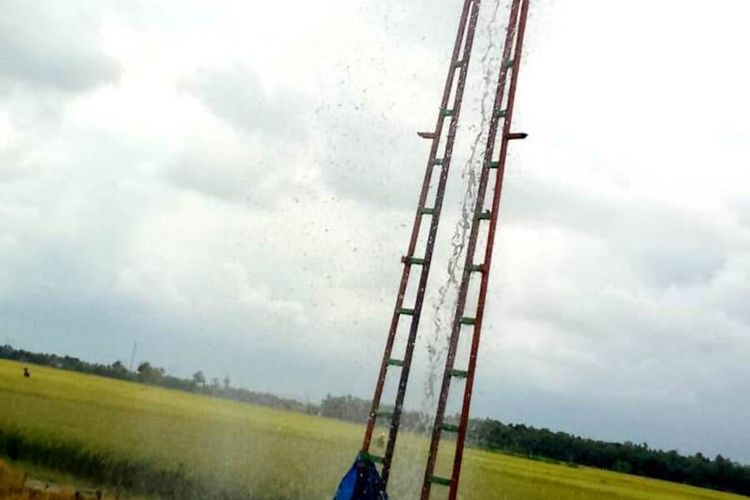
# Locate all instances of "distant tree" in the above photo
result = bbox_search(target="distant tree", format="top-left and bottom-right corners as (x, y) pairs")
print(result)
(110, 360), (129, 378)
(613, 460), (633, 474)
(137, 362), (164, 384)
(319, 394), (371, 422)
(192, 371), (206, 389)
(223, 376), (231, 390)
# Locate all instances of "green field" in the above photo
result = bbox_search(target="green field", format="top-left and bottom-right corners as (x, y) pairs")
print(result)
(0, 359), (745, 499)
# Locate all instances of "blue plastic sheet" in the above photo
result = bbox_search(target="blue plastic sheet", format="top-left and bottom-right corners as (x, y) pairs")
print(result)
(334, 453), (389, 500)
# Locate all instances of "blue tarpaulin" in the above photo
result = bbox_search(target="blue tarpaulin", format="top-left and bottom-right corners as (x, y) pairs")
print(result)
(334, 452), (389, 500)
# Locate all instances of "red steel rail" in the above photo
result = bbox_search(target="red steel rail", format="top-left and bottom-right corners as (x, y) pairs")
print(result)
(360, 0), (483, 488)
(421, 0), (532, 498)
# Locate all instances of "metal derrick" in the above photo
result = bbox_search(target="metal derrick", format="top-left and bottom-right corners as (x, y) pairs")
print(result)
(360, 1), (532, 498)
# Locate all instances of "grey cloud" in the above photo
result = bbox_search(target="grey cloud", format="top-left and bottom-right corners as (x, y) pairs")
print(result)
(608, 204), (739, 288)
(168, 67), (315, 204)
(0, 1), (119, 92)
(0, 147), (30, 183)
(184, 66), (308, 139)
(365, 0), (469, 50)
(502, 171), (744, 287)
(315, 105), (424, 208)
(162, 131), (298, 206)
(501, 173), (622, 235)
(164, 149), (265, 205)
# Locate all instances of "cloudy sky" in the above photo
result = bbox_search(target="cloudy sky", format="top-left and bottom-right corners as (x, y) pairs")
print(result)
(1, 0), (749, 462)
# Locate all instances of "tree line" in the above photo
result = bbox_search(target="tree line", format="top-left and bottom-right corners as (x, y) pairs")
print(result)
(467, 418), (750, 496)
(3, 345), (750, 496)
(315, 398), (750, 496)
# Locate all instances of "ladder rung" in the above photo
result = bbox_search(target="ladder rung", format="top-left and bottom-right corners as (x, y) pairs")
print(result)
(442, 423), (460, 433)
(487, 160), (500, 169)
(494, 109), (507, 118)
(469, 264), (485, 273)
(387, 358), (404, 367)
(503, 59), (515, 69)
(460, 317), (476, 326)
(420, 207), (435, 216)
(454, 59), (466, 68)
(397, 307), (415, 316)
(402, 256), (425, 266)
(417, 131), (436, 139)
(432, 158), (444, 166)
(362, 451), (385, 464)
(507, 132), (528, 140)
(429, 475), (452, 486)
(376, 410), (394, 419)
(441, 108), (455, 117)
(477, 210), (491, 220)
(450, 369), (468, 378)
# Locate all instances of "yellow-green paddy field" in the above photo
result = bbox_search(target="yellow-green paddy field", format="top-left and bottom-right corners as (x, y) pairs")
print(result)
(0, 359), (745, 499)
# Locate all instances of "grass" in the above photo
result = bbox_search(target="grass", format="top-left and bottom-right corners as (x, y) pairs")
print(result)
(0, 359), (746, 499)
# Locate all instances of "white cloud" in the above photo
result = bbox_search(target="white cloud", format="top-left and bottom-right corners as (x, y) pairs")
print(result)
(0, 1), (119, 91)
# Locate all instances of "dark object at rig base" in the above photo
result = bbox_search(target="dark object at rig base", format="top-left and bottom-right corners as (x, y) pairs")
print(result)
(334, 453), (388, 500)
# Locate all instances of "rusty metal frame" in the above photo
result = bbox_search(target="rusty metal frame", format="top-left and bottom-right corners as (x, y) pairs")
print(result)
(360, 0), (484, 489)
(420, 0), (532, 498)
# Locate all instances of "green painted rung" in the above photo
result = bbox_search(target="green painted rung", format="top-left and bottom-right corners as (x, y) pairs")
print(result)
(487, 160), (500, 169)
(397, 307), (415, 316)
(460, 317), (476, 326)
(376, 410), (394, 419)
(494, 109), (507, 118)
(420, 207), (435, 215)
(442, 423), (460, 433)
(503, 59), (515, 69)
(362, 452), (384, 464)
(387, 358), (404, 367)
(450, 369), (468, 378)
(441, 108), (455, 117)
(429, 475), (452, 486)
(432, 158), (444, 166)
(477, 210), (491, 220)
(469, 264), (484, 273)
(404, 256), (425, 266)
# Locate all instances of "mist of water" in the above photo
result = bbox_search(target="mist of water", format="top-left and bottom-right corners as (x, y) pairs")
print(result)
(419, 0), (504, 434)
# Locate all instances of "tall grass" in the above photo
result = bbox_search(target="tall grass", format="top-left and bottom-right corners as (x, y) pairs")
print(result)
(1, 360), (746, 500)
(0, 427), (230, 499)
